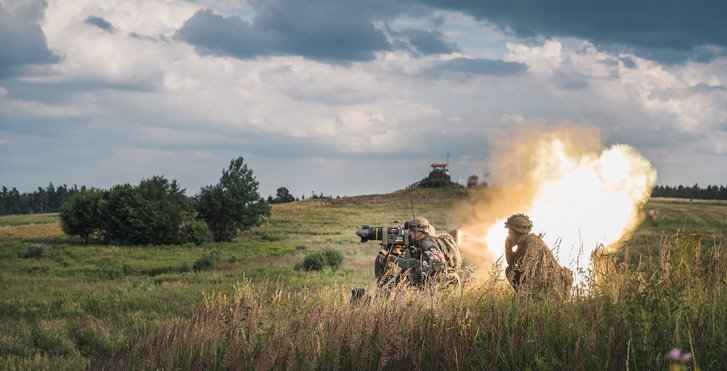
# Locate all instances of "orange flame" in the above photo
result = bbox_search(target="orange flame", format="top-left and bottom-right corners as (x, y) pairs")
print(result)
(455, 127), (657, 285)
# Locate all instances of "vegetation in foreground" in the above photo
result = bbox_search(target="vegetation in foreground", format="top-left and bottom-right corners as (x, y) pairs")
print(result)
(1, 189), (725, 369)
(0, 189), (463, 369)
(94, 233), (726, 370)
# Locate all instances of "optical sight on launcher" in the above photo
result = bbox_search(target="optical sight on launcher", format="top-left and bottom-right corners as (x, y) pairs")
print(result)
(356, 224), (409, 248)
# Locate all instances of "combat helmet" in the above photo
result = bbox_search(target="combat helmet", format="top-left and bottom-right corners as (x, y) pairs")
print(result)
(504, 213), (533, 234)
(405, 216), (435, 235)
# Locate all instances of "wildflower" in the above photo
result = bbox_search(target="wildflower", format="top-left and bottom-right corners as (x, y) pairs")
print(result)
(666, 347), (682, 361)
(665, 347), (697, 371)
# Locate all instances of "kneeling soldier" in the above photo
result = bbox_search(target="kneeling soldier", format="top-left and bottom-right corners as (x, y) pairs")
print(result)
(504, 214), (573, 298)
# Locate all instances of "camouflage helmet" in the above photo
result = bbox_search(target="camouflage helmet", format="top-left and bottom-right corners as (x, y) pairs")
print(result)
(504, 213), (533, 234)
(405, 216), (435, 235)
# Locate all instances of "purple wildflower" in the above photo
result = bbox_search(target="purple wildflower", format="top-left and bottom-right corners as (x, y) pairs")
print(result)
(666, 347), (682, 361)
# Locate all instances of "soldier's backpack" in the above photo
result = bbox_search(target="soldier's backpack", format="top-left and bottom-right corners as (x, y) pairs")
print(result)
(433, 234), (462, 271)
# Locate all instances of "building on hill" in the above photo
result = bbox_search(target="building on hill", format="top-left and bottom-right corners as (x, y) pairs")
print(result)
(408, 163), (463, 189)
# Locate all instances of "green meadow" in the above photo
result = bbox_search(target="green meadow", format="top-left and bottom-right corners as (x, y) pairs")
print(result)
(1, 189), (725, 369)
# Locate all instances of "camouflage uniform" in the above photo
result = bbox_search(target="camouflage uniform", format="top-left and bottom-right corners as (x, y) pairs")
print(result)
(504, 214), (573, 298)
(374, 217), (447, 287)
(415, 235), (447, 278)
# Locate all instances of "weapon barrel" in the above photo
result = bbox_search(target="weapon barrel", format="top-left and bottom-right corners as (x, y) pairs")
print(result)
(356, 224), (407, 246)
(356, 225), (384, 242)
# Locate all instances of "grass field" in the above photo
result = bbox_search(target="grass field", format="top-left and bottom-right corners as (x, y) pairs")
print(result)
(1, 188), (725, 369)
(634, 197), (727, 242)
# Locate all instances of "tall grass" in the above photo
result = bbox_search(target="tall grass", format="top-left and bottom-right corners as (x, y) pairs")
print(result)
(3, 195), (723, 369)
(94, 233), (726, 370)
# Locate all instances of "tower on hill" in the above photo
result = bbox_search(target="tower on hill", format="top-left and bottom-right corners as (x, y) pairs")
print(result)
(409, 163), (462, 188)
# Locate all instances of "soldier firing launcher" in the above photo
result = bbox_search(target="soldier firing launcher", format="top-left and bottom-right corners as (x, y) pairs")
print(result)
(357, 223), (416, 289)
(356, 223), (462, 248)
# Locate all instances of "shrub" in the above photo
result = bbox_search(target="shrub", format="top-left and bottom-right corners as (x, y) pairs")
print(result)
(301, 252), (326, 271)
(193, 251), (221, 271)
(178, 262), (192, 272)
(60, 177), (210, 246)
(100, 177), (194, 245)
(322, 248), (344, 270)
(59, 189), (102, 244)
(18, 245), (45, 259)
(181, 220), (211, 245)
(299, 248), (344, 271)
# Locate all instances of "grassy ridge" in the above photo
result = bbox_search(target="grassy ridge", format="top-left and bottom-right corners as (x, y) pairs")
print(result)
(1, 188), (725, 369)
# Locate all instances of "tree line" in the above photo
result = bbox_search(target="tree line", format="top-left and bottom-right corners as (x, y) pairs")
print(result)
(0, 181), (312, 216)
(56, 157), (270, 245)
(266, 187), (337, 204)
(0, 183), (85, 215)
(651, 184), (727, 200)
(6, 173), (726, 246)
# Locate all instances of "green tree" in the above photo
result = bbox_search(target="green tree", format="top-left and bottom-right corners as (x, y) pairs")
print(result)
(196, 157), (270, 242)
(3, 187), (27, 214)
(100, 176), (193, 245)
(32, 186), (49, 213)
(273, 186), (295, 203)
(0, 186), (8, 214)
(60, 189), (102, 244)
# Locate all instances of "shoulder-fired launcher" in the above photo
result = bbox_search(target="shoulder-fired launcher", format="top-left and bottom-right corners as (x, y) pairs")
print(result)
(356, 224), (409, 248)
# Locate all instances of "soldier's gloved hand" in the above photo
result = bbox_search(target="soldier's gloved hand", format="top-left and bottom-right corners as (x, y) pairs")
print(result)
(395, 257), (418, 270)
(421, 260), (430, 272)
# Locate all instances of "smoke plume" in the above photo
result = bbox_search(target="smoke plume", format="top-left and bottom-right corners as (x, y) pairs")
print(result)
(451, 124), (657, 283)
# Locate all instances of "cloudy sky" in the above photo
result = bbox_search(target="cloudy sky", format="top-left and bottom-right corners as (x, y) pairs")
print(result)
(1, 0), (726, 198)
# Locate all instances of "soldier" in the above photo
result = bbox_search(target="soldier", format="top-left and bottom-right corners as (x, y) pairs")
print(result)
(374, 216), (447, 287)
(504, 214), (573, 298)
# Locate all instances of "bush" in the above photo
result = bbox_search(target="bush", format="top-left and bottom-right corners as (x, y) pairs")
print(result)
(100, 177), (193, 245)
(301, 252), (325, 271)
(18, 245), (45, 259)
(181, 220), (211, 245)
(193, 251), (221, 271)
(299, 248), (344, 271)
(322, 248), (343, 270)
(178, 262), (192, 272)
(60, 177), (197, 246)
(60, 189), (102, 244)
